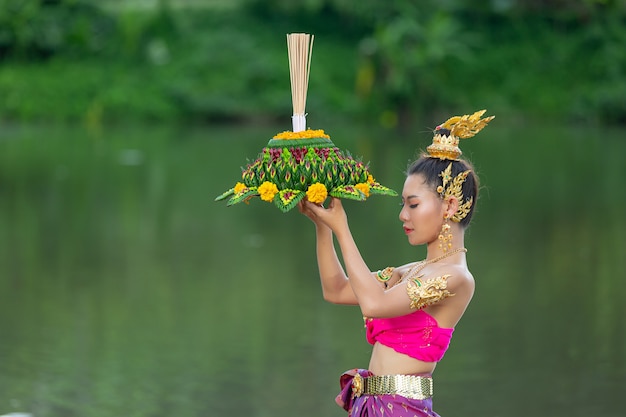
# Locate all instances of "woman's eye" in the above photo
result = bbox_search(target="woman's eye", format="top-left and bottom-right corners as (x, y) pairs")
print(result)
(409, 204), (418, 209)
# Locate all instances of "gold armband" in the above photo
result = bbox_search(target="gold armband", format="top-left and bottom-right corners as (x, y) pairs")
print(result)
(406, 275), (455, 310)
(376, 267), (394, 284)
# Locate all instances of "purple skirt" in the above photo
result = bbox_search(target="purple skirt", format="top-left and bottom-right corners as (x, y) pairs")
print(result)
(335, 369), (440, 417)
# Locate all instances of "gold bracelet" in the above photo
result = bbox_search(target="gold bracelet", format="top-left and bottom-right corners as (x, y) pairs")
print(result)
(376, 267), (394, 283)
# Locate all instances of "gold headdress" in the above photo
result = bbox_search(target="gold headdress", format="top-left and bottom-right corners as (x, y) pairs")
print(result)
(427, 110), (494, 160)
(428, 110), (494, 222)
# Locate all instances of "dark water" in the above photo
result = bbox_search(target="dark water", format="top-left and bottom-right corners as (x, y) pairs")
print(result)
(0, 121), (624, 416)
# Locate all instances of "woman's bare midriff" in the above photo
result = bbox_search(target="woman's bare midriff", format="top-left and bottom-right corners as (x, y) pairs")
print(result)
(368, 342), (437, 375)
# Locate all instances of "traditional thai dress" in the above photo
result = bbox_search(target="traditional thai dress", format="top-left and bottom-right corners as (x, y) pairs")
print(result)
(336, 309), (454, 416)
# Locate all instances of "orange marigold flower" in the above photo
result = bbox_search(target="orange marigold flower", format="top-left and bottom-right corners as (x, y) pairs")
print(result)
(355, 182), (371, 198)
(258, 181), (279, 202)
(273, 129), (330, 140)
(306, 182), (328, 204)
(234, 182), (247, 194)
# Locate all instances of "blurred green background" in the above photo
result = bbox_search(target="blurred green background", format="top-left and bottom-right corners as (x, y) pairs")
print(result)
(0, 1), (625, 416)
(1, 0), (626, 125)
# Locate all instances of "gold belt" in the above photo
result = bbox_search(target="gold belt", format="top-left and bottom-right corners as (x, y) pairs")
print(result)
(352, 374), (433, 400)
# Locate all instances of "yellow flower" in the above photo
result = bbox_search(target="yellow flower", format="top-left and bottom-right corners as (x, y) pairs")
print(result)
(258, 181), (279, 202)
(234, 182), (247, 194)
(367, 174), (375, 184)
(273, 129), (330, 140)
(306, 182), (328, 204)
(355, 182), (371, 197)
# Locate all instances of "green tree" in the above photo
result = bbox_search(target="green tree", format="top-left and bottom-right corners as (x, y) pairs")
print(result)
(0, 0), (119, 60)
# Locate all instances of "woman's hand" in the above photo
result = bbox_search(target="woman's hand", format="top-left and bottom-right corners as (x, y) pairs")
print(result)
(298, 199), (325, 227)
(299, 198), (348, 234)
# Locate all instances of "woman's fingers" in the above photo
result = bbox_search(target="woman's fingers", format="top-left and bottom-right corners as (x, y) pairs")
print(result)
(327, 197), (341, 210)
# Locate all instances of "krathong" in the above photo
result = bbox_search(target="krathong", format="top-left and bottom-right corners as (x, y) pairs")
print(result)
(215, 33), (397, 212)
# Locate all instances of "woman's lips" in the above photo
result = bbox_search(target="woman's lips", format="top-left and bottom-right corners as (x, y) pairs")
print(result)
(403, 227), (413, 235)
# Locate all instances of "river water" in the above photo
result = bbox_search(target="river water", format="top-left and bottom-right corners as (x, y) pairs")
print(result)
(0, 121), (624, 416)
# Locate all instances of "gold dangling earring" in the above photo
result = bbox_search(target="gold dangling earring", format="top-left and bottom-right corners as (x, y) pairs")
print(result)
(438, 216), (452, 254)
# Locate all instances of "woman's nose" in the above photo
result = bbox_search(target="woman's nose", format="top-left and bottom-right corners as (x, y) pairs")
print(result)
(399, 207), (408, 222)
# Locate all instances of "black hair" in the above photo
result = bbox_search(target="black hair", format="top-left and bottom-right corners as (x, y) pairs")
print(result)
(406, 153), (479, 228)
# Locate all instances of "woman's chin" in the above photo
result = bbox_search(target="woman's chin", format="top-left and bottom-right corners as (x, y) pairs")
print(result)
(407, 236), (422, 246)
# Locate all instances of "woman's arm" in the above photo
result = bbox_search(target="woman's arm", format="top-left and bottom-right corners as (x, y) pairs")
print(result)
(302, 198), (397, 314)
(303, 198), (470, 318)
(300, 201), (358, 305)
(333, 224), (472, 318)
(313, 224), (358, 304)
(330, 216), (406, 316)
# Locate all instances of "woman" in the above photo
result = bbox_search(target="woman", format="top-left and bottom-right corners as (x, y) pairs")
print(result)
(299, 110), (494, 416)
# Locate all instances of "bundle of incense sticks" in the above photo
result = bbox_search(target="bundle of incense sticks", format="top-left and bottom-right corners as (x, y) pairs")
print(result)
(287, 33), (314, 132)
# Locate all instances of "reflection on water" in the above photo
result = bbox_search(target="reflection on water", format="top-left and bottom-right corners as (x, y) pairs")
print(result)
(0, 122), (624, 417)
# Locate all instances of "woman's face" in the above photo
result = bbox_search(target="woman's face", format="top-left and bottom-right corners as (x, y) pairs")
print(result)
(399, 174), (446, 246)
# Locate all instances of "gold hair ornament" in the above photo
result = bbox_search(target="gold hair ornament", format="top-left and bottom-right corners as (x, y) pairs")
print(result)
(437, 163), (473, 223)
(427, 109), (494, 161)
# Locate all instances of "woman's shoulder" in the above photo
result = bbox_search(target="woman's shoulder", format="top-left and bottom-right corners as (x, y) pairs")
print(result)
(426, 263), (474, 291)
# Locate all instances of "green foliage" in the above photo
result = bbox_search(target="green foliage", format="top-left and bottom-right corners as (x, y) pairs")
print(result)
(0, 1), (625, 124)
(0, 0), (118, 60)
(357, 4), (477, 126)
(241, 0), (626, 125)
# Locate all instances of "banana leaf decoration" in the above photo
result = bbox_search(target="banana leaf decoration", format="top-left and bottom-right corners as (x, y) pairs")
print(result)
(215, 130), (397, 213)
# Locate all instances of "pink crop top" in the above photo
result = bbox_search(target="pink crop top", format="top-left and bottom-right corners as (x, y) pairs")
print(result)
(365, 309), (454, 362)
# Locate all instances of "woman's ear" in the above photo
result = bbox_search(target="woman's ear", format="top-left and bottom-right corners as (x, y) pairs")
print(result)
(444, 196), (460, 219)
